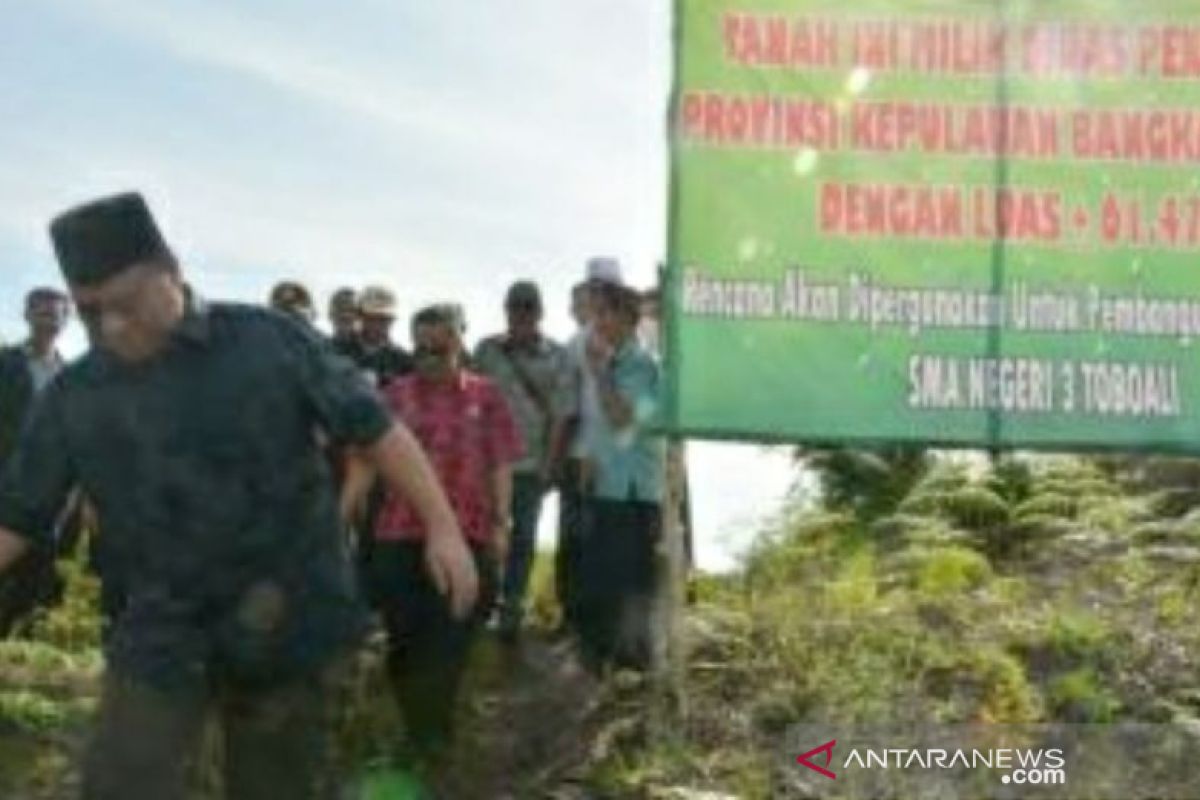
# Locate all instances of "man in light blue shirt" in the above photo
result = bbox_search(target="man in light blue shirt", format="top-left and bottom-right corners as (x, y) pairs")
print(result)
(587, 335), (663, 504)
(577, 280), (664, 672)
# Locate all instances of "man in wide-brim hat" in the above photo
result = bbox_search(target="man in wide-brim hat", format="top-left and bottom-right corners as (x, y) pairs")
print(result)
(0, 191), (478, 799)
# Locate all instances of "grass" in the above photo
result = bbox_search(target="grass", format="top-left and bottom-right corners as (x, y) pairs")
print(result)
(5, 456), (1200, 798)
(583, 455), (1200, 797)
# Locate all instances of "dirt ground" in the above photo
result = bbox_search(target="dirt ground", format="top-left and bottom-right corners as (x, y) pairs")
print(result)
(0, 630), (618, 800)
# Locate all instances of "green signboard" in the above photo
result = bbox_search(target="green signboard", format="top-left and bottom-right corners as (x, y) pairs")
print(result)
(665, 0), (1200, 452)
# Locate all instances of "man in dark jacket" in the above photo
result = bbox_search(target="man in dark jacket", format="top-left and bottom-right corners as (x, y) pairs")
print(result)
(0, 192), (479, 799)
(0, 287), (69, 460)
(0, 287), (71, 635)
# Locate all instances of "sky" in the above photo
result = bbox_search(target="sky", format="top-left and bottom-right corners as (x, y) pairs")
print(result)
(0, 0), (797, 571)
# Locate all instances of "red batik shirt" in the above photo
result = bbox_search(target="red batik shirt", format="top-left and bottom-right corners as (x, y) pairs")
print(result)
(376, 370), (524, 544)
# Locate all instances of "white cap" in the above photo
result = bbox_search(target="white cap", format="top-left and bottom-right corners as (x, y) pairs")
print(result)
(585, 256), (623, 285)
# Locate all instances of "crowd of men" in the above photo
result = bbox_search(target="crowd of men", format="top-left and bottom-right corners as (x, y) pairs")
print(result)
(0, 191), (673, 798)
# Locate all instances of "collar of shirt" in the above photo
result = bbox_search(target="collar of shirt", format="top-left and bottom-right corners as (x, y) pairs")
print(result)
(22, 342), (63, 367)
(500, 332), (546, 355)
(171, 288), (212, 348)
(612, 334), (640, 363)
(361, 339), (395, 355)
(412, 368), (469, 393)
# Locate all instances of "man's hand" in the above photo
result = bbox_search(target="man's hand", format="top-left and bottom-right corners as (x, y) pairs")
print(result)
(0, 528), (30, 576)
(424, 521), (479, 619)
(585, 334), (612, 376)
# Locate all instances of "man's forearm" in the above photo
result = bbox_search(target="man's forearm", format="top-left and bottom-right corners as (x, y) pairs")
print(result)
(366, 424), (459, 540)
(0, 527), (29, 574)
(338, 452), (375, 524)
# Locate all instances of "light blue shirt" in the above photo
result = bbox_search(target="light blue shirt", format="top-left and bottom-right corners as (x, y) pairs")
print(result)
(589, 337), (664, 503)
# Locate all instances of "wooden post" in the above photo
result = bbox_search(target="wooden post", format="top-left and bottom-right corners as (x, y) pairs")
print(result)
(656, 437), (689, 727)
(638, 261), (687, 738)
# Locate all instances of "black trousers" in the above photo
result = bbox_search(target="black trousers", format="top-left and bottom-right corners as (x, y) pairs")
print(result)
(355, 481), (388, 608)
(576, 498), (660, 672)
(498, 472), (547, 631)
(82, 660), (348, 800)
(370, 540), (497, 758)
(555, 459), (586, 631)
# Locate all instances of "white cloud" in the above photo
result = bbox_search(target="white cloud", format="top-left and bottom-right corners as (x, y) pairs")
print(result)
(40, 0), (670, 287)
(53, 0), (668, 218)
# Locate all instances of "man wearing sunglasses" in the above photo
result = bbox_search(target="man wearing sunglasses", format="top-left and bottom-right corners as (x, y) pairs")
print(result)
(474, 281), (573, 643)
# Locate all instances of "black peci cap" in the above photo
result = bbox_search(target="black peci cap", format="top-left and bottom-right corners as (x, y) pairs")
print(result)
(49, 192), (173, 286)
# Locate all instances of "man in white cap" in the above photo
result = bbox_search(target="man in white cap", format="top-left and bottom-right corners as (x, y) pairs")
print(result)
(556, 257), (624, 633)
(585, 255), (623, 286)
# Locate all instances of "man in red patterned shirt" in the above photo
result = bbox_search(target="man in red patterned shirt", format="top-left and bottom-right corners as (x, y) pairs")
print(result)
(354, 302), (523, 762)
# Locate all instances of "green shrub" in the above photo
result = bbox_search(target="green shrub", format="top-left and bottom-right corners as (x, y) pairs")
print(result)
(524, 550), (560, 631)
(985, 457), (1034, 504)
(897, 490), (952, 518)
(1045, 612), (1112, 663)
(743, 512), (857, 588)
(1076, 498), (1141, 533)
(914, 547), (993, 597)
(909, 463), (971, 495)
(924, 649), (1043, 724)
(823, 550), (879, 613)
(1004, 513), (1075, 552)
(1048, 668), (1120, 722)
(1013, 493), (1078, 520)
(901, 523), (973, 550)
(870, 513), (939, 542)
(938, 487), (1011, 530)
(26, 551), (103, 654)
(0, 691), (76, 733)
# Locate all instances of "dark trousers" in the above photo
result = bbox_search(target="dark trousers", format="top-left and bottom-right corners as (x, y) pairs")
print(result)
(576, 498), (661, 672)
(498, 472), (546, 631)
(555, 459), (586, 631)
(82, 662), (346, 800)
(356, 481), (388, 607)
(372, 540), (497, 759)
